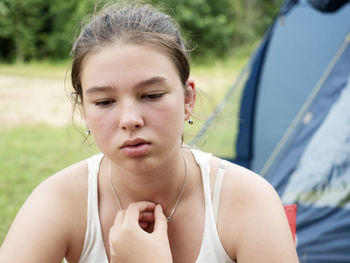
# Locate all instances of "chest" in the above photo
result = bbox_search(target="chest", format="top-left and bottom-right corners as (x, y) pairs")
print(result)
(167, 199), (206, 263)
(99, 188), (206, 263)
(65, 152), (235, 263)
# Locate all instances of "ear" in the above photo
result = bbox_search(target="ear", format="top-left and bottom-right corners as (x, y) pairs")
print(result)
(184, 78), (196, 120)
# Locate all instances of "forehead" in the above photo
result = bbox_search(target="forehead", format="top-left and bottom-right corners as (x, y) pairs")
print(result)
(80, 44), (180, 91)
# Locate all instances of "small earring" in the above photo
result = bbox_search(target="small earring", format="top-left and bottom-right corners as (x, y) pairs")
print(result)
(86, 130), (91, 136)
(188, 118), (194, 125)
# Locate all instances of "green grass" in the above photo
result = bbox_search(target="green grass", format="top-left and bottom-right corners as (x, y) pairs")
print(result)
(0, 124), (99, 243)
(0, 54), (249, 245)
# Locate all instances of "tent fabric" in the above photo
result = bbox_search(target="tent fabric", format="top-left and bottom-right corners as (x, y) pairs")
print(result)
(250, 1), (350, 174)
(264, 41), (350, 195)
(283, 75), (350, 260)
(283, 74), (350, 207)
(296, 205), (350, 262)
(232, 0), (350, 261)
(233, 0), (298, 168)
(233, 31), (272, 168)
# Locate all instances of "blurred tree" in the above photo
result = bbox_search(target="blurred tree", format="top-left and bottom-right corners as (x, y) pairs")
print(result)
(0, 0), (47, 62)
(40, 0), (95, 59)
(254, 0), (284, 36)
(151, 0), (236, 58)
(0, 0), (283, 62)
(152, 0), (282, 59)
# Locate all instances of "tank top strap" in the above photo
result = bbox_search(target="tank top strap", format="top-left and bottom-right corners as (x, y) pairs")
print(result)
(189, 148), (212, 205)
(212, 160), (230, 223)
(76, 153), (108, 263)
(88, 154), (103, 212)
(87, 153), (104, 223)
(190, 149), (235, 263)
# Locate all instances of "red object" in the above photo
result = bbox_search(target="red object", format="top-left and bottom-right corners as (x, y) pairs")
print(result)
(283, 204), (297, 243)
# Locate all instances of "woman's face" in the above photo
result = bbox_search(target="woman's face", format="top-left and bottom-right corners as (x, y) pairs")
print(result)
(80, 44), (195, 172)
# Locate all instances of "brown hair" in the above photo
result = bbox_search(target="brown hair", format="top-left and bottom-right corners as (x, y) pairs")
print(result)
(70, 1), (190, 106)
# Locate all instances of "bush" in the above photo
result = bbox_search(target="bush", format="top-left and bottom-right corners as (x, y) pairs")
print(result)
(0, 0), (282, 62)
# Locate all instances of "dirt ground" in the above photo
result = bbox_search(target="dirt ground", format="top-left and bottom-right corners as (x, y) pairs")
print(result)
(0, 75), (81, 129)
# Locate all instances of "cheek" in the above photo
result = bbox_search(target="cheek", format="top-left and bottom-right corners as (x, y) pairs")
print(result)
(85, 107), (116, 133)
(149, 96), (185, 133)
(87, 111), (118, 154)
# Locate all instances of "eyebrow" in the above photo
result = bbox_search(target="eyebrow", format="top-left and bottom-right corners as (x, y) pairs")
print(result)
(85, 76), (168, 94)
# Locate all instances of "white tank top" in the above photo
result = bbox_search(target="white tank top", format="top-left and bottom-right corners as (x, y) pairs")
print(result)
(65, 149), (235, 263)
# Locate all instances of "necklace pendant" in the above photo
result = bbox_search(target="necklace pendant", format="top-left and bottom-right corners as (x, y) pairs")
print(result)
(167, 217), (171, 224)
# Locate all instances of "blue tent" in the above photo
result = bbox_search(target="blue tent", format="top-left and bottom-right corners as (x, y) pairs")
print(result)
(190, 0), (350, 261)
(233, 0), (350, 261)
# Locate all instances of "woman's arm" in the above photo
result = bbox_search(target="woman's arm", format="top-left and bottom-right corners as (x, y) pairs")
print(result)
(218, 163), (299, 262)
(0, 169), (84, 263)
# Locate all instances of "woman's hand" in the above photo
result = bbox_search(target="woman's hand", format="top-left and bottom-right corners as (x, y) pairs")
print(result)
(109, 201), (173, 263)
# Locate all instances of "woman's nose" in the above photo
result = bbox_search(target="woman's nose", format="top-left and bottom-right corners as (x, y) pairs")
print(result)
(118, 102), (144, 131)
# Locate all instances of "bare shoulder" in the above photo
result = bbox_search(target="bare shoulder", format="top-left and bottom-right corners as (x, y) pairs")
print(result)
(0, 158), (90, 263)
(210, 156), (299, 263)
(215, 156), (279, 203)
(210, 155), (278, 207)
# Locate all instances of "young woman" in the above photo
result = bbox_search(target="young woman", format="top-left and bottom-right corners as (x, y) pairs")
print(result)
(0, 2), (299, 263)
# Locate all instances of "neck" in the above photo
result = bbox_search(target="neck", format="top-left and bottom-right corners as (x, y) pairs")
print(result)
(108, 148), (190, 215)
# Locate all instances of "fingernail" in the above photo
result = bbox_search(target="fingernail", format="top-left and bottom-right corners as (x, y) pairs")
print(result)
(157, 204), (163, 212)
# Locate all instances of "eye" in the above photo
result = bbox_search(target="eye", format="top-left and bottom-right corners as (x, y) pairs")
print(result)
(95, 99), (115, 107)
(142, 93), (164, 100)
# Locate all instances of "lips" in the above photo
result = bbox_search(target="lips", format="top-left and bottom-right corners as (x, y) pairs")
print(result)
(120, 138), (151, 158)
(121, 138), (149, 148)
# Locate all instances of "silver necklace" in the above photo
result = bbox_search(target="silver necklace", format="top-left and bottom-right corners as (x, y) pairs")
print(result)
(108, 150), (188, 223)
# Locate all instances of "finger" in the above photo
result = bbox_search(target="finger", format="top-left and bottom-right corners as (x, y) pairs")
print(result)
(153, 204), (168, 235)
(139, 211), (155, 222)
(124, 201), (156, 227)
(113, 209), (125, 226)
